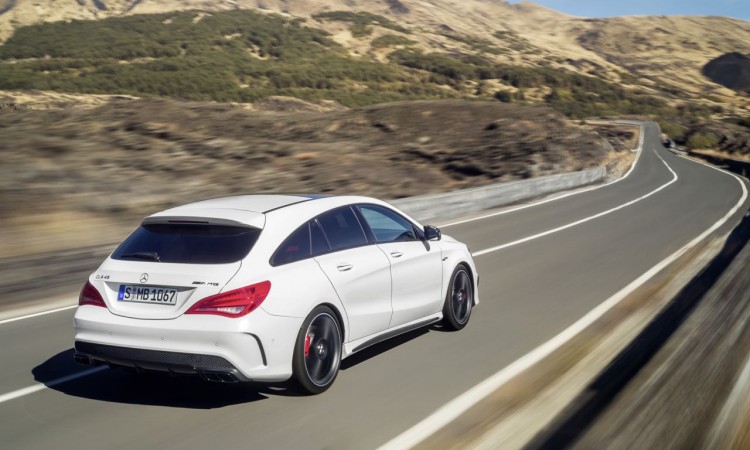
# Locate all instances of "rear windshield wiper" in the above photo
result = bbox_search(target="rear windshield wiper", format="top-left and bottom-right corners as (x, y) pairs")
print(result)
(120, 251), (162, 262)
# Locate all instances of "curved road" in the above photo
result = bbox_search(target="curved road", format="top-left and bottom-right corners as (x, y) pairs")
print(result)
(0, 123), (747, 449)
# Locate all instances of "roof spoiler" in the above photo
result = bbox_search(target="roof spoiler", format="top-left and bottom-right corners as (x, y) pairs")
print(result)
(141, 216), (258, 228)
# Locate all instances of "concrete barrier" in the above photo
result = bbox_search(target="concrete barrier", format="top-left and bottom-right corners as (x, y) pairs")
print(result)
(394, 122), (645, 223)
(392, 167), (607, 223)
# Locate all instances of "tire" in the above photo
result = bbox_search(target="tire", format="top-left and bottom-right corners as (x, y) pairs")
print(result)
(292, 305), (343, 395)
(441, 264), (473, 331)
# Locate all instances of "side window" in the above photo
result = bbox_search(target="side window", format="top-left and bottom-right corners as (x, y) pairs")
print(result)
(358, 205), (417, 243)
(271, 223), (311, 266)
(317, 206), (368, 251)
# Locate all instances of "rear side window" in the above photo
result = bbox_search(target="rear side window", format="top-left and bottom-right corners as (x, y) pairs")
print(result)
(317, 207), (368, 251)
(112, 224), (260, 264)
(271, 223), (311, 266)
(271, 220), (332, 266)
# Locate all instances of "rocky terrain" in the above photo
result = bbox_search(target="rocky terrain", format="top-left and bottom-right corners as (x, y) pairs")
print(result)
(0, 96), (630, 259)
(678, 119), (750, 159)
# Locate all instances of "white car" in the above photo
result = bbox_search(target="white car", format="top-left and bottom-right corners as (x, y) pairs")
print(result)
(74, 195), (478, 394)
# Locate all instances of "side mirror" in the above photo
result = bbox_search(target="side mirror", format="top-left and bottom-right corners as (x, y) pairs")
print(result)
(424, 225), (441, 241)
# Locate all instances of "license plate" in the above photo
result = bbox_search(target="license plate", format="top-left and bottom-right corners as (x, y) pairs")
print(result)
(117, 285), (178, 305)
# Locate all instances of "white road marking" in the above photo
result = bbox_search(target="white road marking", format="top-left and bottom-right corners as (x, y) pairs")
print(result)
(0, 304), (77, 326)
(472, 149), (677, 257)
(440, 124), (646, 228)
(0, 366), (107, 405)
(378, 157), (748, 450)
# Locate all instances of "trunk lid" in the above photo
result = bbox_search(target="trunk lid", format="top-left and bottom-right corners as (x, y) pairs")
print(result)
(94, 259), (241, 320)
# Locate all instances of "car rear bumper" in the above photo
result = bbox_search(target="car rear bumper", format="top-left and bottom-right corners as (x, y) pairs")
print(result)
(74, 305), (303, 382)
(74, 341), (250, 382)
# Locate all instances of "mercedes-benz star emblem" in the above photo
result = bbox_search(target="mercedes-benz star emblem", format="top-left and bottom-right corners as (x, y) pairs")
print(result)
(140, 273), (149, 284)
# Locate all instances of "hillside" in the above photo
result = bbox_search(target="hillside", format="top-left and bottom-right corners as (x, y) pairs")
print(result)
(1, 0), (750, 107)
(0, 2), (747, 156)
(0, 7), (674, 115)
(8, 0), (746, 267)
(0, 97), (628, 258)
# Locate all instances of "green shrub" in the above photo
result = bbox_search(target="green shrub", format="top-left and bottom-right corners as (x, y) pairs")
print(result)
(350, 23), (373, 38)
(441, 33), (507, 55)
(0, 8), (685, 118)
(492, 30), (534, 52)
(686, 132), (719, 149)
(389, 50), (478, 82)
(312, 11), (409, 34)
(658, 121), (686, 139)
(0, 9), (421, 107)
(371, 34), (415, 48)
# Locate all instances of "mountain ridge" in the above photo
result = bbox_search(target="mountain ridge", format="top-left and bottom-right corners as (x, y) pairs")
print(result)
(1, 0), (748, 104)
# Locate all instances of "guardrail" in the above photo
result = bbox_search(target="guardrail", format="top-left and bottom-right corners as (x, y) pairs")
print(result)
(394, 122), (644, 223)
(392, 167), (607, 223)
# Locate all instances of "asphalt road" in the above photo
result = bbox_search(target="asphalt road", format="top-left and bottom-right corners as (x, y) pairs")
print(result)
(0, 122), (747, 449)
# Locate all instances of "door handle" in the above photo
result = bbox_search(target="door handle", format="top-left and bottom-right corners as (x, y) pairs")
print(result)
(390, 251), (404, 258)
(337, 263), (353, 272)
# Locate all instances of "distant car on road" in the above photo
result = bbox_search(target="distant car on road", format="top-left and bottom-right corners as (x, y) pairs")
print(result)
(74, 195), (478, 393)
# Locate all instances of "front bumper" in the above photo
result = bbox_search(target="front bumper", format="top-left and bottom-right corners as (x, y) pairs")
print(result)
(74, 305), (303, 382)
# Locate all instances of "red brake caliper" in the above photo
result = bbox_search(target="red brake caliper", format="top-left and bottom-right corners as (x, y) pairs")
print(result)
(304, 333), (313, 357)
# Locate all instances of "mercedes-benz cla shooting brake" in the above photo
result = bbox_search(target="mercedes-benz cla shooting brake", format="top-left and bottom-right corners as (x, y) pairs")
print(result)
(74, 195), (478, 394)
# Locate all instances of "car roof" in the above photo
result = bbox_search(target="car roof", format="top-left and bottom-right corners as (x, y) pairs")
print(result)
(169, 194), (317, 213)
(146, 194), (398, 229)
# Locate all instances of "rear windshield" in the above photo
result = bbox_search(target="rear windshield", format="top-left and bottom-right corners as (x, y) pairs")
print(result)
(112, 224), (261, 264)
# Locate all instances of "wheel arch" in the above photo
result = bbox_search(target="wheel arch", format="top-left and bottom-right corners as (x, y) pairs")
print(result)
(440, 249), (479, 308)
(455, 261), (478, 306)
(317, 301), (346, 343)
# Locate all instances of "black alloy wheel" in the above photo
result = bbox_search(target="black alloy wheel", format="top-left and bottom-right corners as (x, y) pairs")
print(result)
(442, 265), (473, 330)
(292, 306), (342, 394)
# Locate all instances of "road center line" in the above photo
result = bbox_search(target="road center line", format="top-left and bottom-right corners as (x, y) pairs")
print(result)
(0, 366), (107, 405)
(378, 157), (748, 450)
(471, 149), (677, 257)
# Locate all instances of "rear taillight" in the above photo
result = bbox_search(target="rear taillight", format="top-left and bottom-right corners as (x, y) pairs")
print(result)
(79, 281), (106, 308)
(186, 281), (271, 318)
